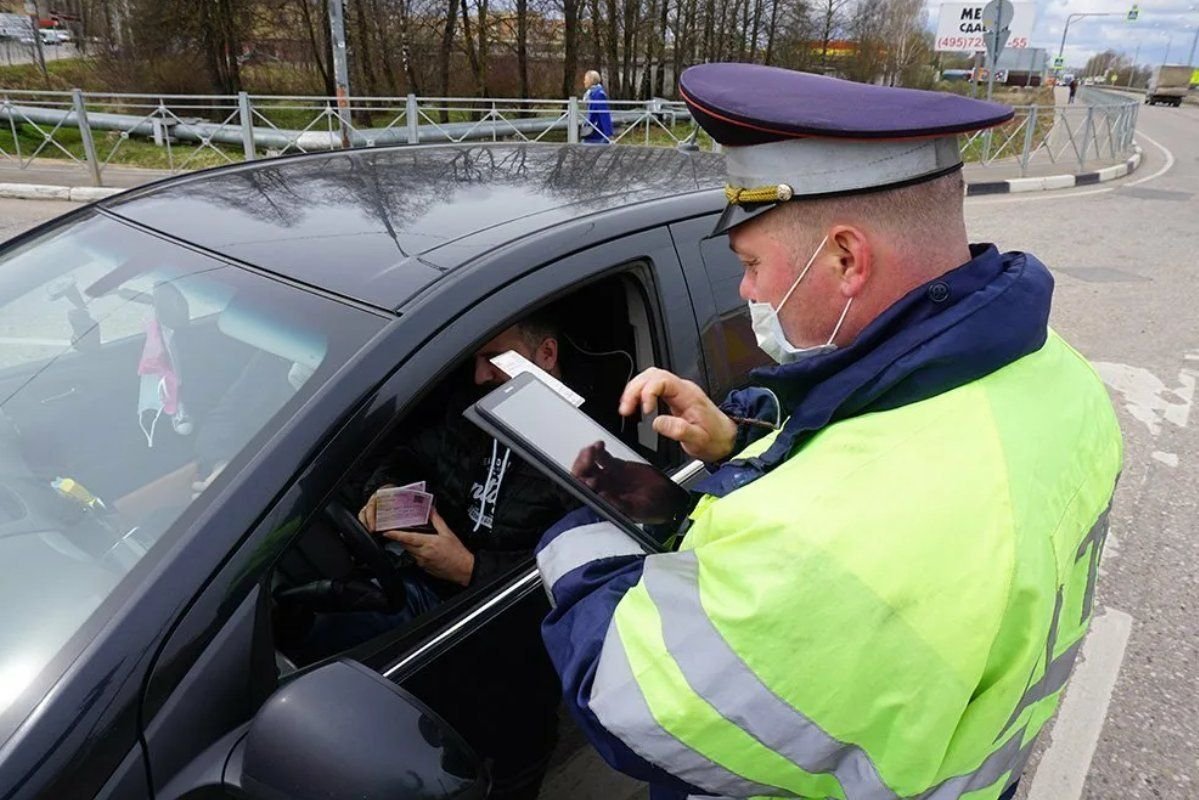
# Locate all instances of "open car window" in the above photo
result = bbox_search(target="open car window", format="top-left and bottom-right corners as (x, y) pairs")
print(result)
(0, 214), (383, 729)
(269, 268), (673, 670)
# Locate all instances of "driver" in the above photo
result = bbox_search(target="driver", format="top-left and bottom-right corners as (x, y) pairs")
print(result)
(355, 312), (581, 614)
(314, 312), (580, 800)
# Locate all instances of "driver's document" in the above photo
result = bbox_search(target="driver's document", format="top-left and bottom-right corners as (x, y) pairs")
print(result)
(374, 483), (433, 531)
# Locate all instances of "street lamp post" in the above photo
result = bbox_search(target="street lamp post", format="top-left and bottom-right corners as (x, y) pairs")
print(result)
(1164, 34), (1173, 64)
(1057, 9), (1136, 77)
(1128, 42), (1141, 87)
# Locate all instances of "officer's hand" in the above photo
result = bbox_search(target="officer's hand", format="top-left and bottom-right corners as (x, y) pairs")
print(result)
(357, 485), (396, 532)
(383, 510), (475, 586)
(619, 368), (737, 462)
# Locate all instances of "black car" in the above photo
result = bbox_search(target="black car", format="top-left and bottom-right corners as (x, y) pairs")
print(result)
(0, 143), (767, 800)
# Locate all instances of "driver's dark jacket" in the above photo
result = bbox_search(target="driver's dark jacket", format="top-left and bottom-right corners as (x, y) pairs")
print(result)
(364, 386), (579, 590)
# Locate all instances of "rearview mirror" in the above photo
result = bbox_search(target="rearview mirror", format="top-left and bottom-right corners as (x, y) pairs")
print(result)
(226, 659), (486, 799)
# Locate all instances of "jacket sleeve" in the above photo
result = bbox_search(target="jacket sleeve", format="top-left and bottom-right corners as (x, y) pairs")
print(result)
(541, 510), (748, 796)
(536, 507), (708, 796)
(538, 506), (822, 798)
(717, 386), (783, 460)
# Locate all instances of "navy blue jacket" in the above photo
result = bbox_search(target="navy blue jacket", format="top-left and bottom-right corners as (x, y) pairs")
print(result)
(583, 84), (614, 142)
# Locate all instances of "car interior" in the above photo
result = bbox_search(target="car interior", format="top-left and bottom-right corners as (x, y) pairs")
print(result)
(0, 256), (331, 576)
(269, 266), (673, 669)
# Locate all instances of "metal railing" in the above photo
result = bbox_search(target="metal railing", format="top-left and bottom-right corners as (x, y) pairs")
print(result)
(0, 87), (1140, 186)
(964, 87), (1140, 175)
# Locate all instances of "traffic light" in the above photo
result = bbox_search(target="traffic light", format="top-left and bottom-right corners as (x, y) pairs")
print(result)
(1127, 4), (1139, 21)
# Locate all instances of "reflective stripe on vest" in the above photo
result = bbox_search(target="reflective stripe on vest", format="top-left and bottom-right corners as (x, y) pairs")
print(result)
(590, 617), (797, 798)
(639, 551), (897, 800)
(596, 549), (1047, 799)
(538, 521), (643, 594)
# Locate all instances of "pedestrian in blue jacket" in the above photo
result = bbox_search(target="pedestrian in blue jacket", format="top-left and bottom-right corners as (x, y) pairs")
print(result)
(582, 70), (614, 143)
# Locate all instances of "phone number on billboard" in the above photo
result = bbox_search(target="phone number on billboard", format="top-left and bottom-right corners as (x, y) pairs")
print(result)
(936, 36), (1029, 49)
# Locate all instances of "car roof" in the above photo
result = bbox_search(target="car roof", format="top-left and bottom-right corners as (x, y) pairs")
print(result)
(103, 143), (726, 310)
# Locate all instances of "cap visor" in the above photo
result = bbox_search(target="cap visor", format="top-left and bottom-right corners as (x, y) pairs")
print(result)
(710, 202), (778, 237)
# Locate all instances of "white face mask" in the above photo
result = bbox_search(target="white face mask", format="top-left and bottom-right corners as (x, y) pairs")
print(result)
(747, 234), (854, 365)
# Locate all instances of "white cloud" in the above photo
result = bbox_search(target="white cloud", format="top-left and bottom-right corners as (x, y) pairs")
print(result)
(925, 0), (1199, 69)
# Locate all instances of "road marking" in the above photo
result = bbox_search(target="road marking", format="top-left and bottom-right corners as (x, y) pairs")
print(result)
(1152, 451), (1180, 467)
(1093, 361), (1194, 436)
(1026, 607), (1134, 800)
(1125, 130), (1175, 187)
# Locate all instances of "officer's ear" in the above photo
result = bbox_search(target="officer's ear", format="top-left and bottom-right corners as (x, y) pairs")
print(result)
(828, 225), (872, 299)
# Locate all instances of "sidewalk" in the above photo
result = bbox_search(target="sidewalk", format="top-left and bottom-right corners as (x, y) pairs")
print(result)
(0, 159), (171, 201)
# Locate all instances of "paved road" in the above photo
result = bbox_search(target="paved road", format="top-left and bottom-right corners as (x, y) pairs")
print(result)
(968, 98), (1199, 800)
(1, 99), (1196, 799)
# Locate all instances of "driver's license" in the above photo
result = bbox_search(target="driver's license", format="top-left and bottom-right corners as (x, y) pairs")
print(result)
(374, 486), (433, 531)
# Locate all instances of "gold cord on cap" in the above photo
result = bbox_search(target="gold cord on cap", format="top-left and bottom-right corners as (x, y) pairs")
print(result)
(724, 183), (794, 205)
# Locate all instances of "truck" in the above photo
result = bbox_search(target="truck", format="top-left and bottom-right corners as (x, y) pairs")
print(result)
(1146, 65), (1192, 107)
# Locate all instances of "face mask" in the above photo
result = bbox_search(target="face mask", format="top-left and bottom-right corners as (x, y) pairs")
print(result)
(747, 234), (854, 365)
(137, 318), (191, 446)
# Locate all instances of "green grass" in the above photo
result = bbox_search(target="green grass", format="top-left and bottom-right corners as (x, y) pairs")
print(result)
(0, 58), (95, 91)
(0, 120), (243, 170)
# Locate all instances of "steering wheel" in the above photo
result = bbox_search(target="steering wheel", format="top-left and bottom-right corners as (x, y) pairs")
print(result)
(322, 500), (409, 612)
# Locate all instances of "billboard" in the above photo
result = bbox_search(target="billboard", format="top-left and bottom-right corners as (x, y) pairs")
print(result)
(935, 3), (1035, 52)
(0, 13), (34, 39)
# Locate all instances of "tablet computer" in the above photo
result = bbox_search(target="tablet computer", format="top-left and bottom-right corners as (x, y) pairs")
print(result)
(464, 372), (692, 551)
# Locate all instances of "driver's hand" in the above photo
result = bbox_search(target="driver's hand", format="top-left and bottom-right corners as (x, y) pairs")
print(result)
(619, 368), (737, 462)
(383, 510), (475, 587)
(358, 484), (396, 532)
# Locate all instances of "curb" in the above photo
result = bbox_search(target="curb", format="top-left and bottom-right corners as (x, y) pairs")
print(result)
(965, 146), (1143, 196)
(0, 182), (125, 202)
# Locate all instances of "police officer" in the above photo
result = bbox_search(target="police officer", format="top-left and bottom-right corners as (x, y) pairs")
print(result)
(535, 63), (1122, 800)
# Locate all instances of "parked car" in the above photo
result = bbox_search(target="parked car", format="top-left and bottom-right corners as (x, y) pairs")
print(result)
(0, 142), (766, 799)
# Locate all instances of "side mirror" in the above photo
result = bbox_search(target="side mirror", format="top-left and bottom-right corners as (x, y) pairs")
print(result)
(226, 660), (487, 800)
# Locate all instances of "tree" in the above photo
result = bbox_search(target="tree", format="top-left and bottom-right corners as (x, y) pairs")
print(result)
(560, 0), (581, 97)
(438, 0), (458, 117)
(816, 0), (849, 72)
(1083, 49), (1125, 80)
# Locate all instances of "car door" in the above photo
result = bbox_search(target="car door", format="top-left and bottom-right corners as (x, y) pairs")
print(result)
(135, 225), (708, 799)
(669, 214), (771, 399)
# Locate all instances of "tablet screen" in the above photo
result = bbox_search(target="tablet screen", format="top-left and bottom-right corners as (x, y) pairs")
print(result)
(484, 376), (691, 526)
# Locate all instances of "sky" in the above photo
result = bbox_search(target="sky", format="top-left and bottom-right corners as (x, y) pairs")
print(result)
(924, 0), (1199, 71)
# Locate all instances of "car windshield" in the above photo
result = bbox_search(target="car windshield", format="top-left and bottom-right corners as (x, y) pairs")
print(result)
(0, 214), (383, 722)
